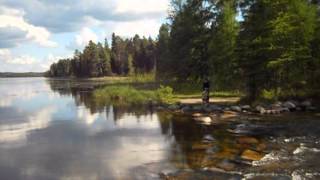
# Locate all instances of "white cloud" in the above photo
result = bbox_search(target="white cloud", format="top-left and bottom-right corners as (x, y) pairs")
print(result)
(76, 27), (98, 47)
(105, 19), (162, 38)
(0, 6), (57, 48)
(116, 0), (169, 14)
(67, 27), (98, 50)
(40, 53), (71, 70)
(9, 55), (36, 65)
(0, 49), (71, 72)
(0, 49), (35, 65)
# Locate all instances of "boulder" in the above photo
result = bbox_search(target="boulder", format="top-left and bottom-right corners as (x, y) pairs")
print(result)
(203, 135), (215, 142)
(280, 107), (290, 113)
(181, 105), (193, 113)
(241, 105), (251, 111)
(230, 106), (242, 112)
(301, 100), (312, 107)
(256, 105), (266, 114)
(194, 116), (212, 125)
(271, 101), (282, 109)
(283, 101), (296, 110)
(209, 104), (223, 111)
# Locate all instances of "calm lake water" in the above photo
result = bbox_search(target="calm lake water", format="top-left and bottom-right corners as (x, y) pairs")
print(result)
(1, 78), (320, 180)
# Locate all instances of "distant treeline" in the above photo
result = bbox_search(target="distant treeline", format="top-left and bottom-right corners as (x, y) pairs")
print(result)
(47, 0), (320, 100)
(0, 72), (44, 77)
(46, 34), (156, 78)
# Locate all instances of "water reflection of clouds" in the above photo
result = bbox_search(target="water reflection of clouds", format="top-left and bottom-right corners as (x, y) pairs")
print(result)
(0, 78), (172, 179)
(0, 106), (55, 145)
(77, 106), (100, 125)
(0, 78), (51, 108)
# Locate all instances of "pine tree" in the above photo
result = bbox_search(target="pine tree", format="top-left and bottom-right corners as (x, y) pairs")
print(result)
(208, 0), (239, 89)
(156, 24), (171, 79)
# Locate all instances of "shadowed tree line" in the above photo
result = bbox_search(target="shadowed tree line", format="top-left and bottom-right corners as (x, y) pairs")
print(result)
(46, 33), (156, 78)
(47, 0), (320, 101)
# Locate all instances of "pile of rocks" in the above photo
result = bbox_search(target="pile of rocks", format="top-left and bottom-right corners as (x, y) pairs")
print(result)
(255, 100), (316, 114)
(158, 100), (317, 115)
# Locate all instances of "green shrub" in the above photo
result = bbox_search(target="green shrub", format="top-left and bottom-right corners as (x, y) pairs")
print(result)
(94, 85), (175, 106)
(156, 85), (174, 104)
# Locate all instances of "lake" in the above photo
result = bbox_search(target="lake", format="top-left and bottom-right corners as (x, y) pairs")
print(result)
(0, 78), (320, 179)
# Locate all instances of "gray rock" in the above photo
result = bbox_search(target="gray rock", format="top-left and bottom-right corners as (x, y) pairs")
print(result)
(156, 106), (165, 111)
(209, 104), (223, 111)
(283, 101), (296, 110)
(241, 105), (251, 111)
(231, 106), (242, 112)
(224, 107), (231, 111)
(181, 105), (193, 112)
(256, 105), (266, 114)
(272, 101), (282, 109)
(301, 100), (312, 107)
(168, 104), (180, 111)
(280, 107), (290, 113)
(306, 106), (317, 111)
(203, 106), (212, 112)
(193, 105), (203, 111)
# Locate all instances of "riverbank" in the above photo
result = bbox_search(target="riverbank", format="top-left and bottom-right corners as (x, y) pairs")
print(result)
(47, 77), (319, 115)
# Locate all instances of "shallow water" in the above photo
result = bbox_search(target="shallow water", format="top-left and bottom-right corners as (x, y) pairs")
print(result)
(0, 78), (320, 179)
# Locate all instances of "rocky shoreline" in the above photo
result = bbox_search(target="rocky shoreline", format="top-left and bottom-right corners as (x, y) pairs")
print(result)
(157, 100), (317, 115)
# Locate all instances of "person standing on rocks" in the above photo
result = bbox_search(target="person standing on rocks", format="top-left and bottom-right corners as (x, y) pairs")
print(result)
(202, 77), (210, 105)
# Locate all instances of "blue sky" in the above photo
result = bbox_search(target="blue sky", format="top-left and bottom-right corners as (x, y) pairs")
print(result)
(0, 0), (169, 72)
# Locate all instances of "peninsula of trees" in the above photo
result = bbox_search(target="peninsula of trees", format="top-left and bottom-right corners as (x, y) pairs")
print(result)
(47, 0), (320, 101)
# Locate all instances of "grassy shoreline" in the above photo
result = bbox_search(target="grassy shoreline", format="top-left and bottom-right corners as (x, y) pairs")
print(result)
(94, 85), (175, 106)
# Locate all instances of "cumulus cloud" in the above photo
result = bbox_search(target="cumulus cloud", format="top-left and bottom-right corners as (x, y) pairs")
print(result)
(0, 6), (57, 48)
(67, 27), (98, 50)
(0, 49), (69, 72)
(0, 49), (35, 65)
(111, 19), (162, 38)
(0, 0), (170, 72)
(0, 0), (169, 33)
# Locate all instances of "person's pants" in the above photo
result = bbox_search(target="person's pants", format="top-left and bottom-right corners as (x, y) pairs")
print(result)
(202, 88), (209, 104)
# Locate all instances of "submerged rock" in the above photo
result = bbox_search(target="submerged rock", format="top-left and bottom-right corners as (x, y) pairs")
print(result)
(241, 149), (264, 161)
(161, 169), (243, 180)
(237, 137), (259, 144)
(216, 159), (236, 171)
(194, 116), (212, 125)
(221, 111), (239, 119)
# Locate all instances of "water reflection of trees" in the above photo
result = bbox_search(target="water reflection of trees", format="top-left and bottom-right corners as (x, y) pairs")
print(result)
(46, 79), (155, 122)
(157, 112), (236, 169)
(46, 79), (229, 170)
(158, 113), (209, 168)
